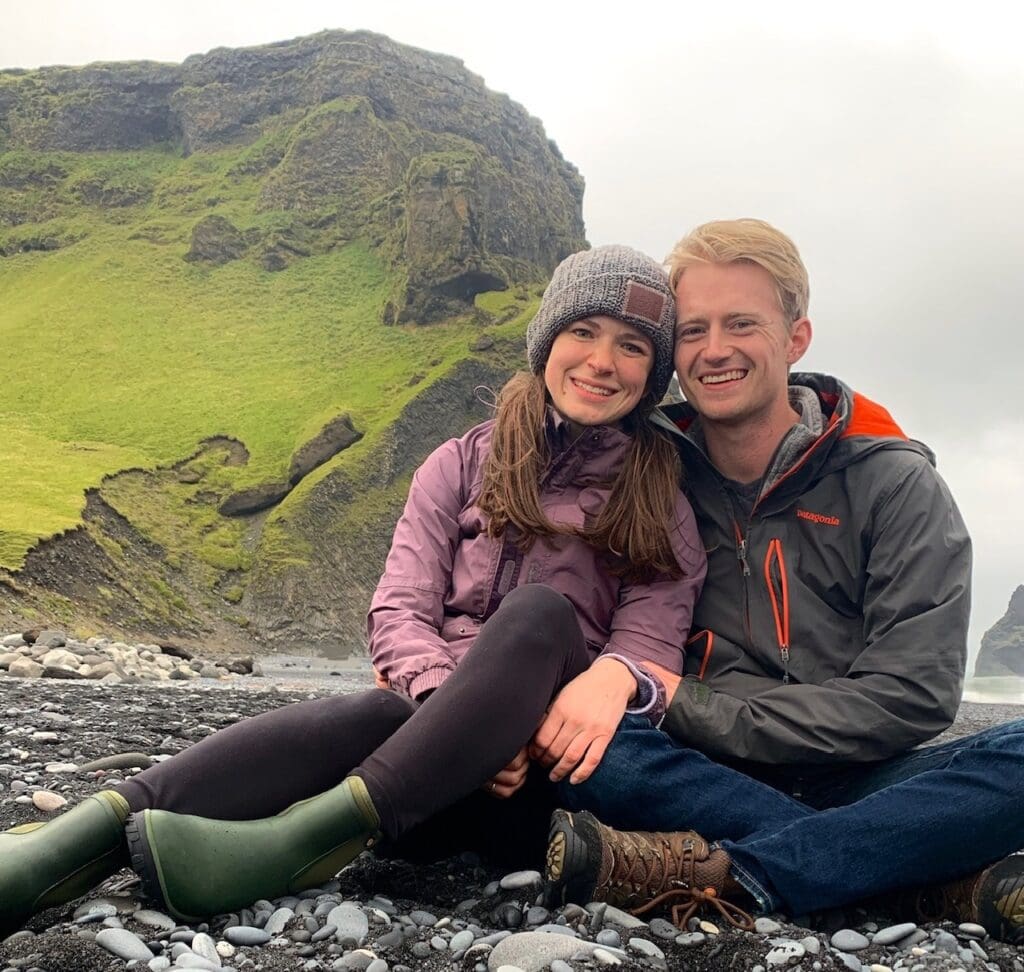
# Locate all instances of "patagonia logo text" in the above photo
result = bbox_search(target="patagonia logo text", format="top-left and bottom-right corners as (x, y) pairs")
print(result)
(796, 508), (840, 527)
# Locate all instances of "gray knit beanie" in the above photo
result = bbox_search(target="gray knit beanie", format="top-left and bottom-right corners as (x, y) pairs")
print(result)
(526, 245), (677, 403)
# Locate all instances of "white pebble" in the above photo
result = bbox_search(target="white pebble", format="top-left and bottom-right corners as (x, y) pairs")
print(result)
(32, 790), (68, 812)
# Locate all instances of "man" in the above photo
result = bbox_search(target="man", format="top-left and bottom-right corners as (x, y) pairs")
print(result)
(541, 218), (1024, 941)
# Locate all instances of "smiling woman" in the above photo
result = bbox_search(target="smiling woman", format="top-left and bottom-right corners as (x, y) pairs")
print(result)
(543, 315), (654, 432)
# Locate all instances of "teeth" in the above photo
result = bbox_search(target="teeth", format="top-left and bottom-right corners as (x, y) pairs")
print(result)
(573, 379), (614, 396)
(701, 370), (746, 385)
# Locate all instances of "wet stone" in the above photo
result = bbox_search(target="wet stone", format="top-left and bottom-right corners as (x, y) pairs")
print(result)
(499, 870), (542, 891)
(95, 927), (154, 961)
(189, 932), (220, 963)
(591, 904), (648, 930)
(263, 907), (294, 935)
(872, 922), (918, 946)
(133, 909), (177, 931)
(525, 906), (549, 926)
(831, 929), (871, 952)
(800, 935), (821, 955)
(629, 937), (665, 960)
(766, 940), (806, 967)
(450, 929), (476, 951)
(959, 923), (988, 939)
(222, 927), (272, 947)
(833, 951), (863, 972)
(648, 918), (678, 940)
(675, 932), (706, 947)
(329, 904), (369, 945)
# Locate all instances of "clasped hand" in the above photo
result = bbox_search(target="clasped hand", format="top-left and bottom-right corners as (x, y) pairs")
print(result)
(483, 658), (637, 797)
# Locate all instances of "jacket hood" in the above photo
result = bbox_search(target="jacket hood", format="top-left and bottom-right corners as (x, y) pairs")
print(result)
(656, 372), (935, 503)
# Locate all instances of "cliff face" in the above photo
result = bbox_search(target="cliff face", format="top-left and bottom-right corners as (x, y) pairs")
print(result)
(0, 30), (584, 321)
(974, 585), (1024, 677)
(0, 31), (586, 654)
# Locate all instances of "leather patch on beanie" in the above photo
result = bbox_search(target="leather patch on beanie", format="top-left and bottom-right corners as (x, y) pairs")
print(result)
(623, 281), (668, 328)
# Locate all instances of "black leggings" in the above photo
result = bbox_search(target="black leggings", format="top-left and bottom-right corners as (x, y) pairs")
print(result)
(117, 585), (592, 861)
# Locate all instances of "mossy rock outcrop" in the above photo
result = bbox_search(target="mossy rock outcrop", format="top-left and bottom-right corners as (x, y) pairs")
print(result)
(1, 30), (585, 321)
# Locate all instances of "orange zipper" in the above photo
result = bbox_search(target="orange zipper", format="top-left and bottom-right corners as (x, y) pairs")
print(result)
(764, 538), (791, 683)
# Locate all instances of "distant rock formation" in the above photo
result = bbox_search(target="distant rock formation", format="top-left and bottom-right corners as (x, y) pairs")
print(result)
(974, 585), (1024, 677)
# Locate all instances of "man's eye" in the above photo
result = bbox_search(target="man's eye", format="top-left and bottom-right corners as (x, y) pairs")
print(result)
(676, 326), (704, 342)
(732, 319), (756, 330)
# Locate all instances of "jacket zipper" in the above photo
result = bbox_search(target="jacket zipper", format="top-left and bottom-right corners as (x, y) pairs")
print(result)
(763, 538), (792, 683)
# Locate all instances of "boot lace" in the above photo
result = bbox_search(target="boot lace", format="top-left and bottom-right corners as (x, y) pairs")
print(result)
(600, 830), (754, 931)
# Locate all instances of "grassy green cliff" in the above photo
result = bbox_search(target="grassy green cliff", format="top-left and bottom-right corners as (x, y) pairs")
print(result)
(0, 30), (585, 653)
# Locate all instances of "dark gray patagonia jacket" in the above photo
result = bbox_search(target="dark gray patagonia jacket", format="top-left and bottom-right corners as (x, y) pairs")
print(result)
(656, 373), (971, 767)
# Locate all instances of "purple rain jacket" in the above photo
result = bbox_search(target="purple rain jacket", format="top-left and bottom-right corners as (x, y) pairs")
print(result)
(368, 412), (707, 701)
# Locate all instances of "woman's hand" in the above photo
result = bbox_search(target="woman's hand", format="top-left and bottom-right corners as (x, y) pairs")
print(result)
(373, 667), (389, 690)
(529, 659), (636, 786)
(484, 746), (530, 799)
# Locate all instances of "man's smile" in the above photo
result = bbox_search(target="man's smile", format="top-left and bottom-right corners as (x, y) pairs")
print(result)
(700, 370), (748, 385)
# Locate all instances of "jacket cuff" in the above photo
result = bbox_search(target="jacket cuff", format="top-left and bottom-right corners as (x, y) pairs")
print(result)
(596, 653), (665, 724)
(407, 665), (453, 701)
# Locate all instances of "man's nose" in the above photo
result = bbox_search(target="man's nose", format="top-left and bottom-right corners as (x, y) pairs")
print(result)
(704, 324), (732, 359)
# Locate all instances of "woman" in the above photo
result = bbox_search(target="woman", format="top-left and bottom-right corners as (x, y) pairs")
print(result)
(0, 245), (705, 933)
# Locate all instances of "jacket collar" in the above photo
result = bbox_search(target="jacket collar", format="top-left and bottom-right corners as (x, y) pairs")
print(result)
(654, 373), (920, 509)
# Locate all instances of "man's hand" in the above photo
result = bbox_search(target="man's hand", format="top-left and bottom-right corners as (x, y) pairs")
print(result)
(529, 659), (636, 786)
(484, 746), (530, 799)
(372, 667), (389, 690)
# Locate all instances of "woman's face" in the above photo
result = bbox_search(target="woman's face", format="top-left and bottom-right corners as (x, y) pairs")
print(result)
(543, 314), (654, 430)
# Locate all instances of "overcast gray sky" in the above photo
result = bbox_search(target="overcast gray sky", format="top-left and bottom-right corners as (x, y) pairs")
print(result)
(3, 0), (1022, 662)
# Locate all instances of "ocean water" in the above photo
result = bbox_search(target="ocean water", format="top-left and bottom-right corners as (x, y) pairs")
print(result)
(963, 676), (1024, 705)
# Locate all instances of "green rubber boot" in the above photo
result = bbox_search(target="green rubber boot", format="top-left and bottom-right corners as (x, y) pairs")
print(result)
(125, 776), (382, 922)
(0, 790), (130, 941)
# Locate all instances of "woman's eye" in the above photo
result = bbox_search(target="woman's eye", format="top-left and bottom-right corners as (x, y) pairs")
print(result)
(622, 342), (649, 356)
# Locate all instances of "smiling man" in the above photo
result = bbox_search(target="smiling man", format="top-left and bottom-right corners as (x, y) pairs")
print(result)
(541, 218), (1024, 941)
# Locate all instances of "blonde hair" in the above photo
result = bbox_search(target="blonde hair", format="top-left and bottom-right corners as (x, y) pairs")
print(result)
(476, 372), (684, 584)
(667, 218), (810, 322)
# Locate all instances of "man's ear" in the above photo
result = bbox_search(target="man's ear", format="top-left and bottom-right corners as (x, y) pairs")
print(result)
(787, 317), (812, 365)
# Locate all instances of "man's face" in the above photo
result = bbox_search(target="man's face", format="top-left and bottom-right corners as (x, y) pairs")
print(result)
(673, 261), (811, 430)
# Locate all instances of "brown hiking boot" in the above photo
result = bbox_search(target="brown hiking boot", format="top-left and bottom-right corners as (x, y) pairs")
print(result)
(884, 852), (1024, 944)
(544, 809), (754, 930)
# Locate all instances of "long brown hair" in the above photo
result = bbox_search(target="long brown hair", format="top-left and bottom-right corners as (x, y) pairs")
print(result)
(476, 372), (685, 584)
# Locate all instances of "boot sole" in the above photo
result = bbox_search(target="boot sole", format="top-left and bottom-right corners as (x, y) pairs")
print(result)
(124, 813), (177, 919)
(545, 809), (601, 907)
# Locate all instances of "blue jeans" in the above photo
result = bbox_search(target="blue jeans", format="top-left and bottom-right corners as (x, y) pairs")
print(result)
(558, 714), (1024, 916)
